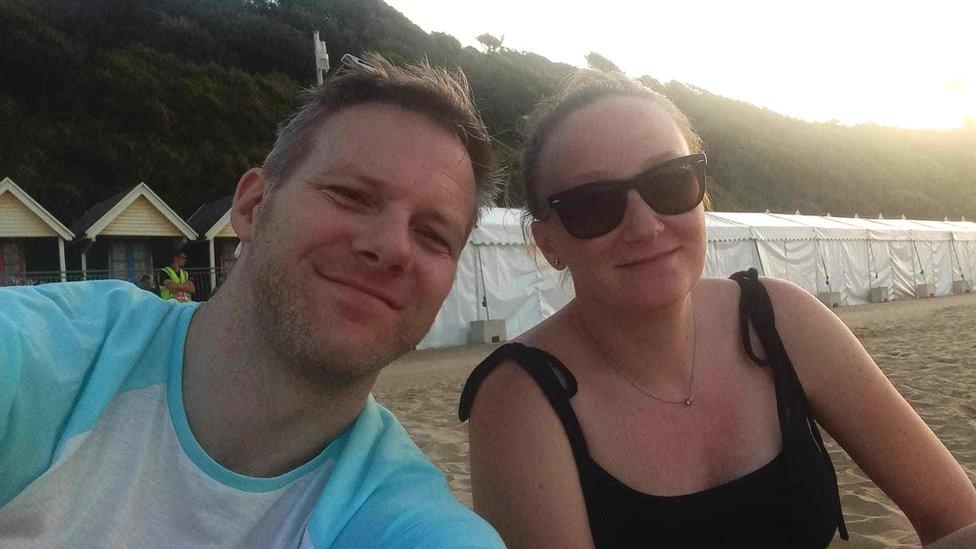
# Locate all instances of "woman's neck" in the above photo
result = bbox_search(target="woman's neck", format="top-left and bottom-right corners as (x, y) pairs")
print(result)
(572, 287), (698, 398)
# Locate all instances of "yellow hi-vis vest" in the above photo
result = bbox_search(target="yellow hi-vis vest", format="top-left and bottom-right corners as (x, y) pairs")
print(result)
(160, 266), (189, 301)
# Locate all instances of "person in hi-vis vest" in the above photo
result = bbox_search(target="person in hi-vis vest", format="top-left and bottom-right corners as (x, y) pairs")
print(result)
(160, 250), (194, 302)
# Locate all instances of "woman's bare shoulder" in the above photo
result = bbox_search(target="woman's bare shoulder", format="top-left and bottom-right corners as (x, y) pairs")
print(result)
(695, 276), (742, 299)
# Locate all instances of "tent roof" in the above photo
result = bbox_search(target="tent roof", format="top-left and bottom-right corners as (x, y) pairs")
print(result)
(944, 220), (976, 231)
(704, 212), (753, 241)
(915, 220), (976, 241)
(765, 213), (869, 240)
(827, 216), (914, 240)
(708, 212), (818, 241)
(863, 218), (953, 241)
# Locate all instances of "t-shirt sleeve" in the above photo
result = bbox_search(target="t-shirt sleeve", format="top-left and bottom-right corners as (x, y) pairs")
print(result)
(0, 281), (177, 507)
(327, 481), (504, 549)
(301, 398), (503, 548)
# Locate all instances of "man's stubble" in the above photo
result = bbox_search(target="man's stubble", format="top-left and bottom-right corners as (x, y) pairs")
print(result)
(244, 207), (421, 389)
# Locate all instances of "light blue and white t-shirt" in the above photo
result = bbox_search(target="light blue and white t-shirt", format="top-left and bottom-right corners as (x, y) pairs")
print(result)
(0, 281), (502, 548)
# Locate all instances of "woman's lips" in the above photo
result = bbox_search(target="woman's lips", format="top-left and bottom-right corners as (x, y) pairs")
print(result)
(617, 247), (680, 268)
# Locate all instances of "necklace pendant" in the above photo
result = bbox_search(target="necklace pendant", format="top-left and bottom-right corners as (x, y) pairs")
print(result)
(684, 398), (693, 406)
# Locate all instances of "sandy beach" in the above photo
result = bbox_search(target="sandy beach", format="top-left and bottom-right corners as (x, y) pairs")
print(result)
(374, 293), (976, 547)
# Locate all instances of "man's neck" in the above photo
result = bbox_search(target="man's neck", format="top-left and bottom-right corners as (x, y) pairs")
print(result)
(180, 275), (374, 477)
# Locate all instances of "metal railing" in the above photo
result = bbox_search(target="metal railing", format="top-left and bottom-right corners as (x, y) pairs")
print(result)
(0, 270), (112, 286)
(2, 267), (230, 301)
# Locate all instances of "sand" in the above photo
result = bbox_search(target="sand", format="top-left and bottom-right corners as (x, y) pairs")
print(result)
(374, 293), (976, 547)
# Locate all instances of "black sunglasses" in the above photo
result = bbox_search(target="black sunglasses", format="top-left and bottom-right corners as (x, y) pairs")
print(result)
(543, 153), (707, 239)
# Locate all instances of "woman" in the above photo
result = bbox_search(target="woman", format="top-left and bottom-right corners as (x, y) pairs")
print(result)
(458, 71), (976, 547)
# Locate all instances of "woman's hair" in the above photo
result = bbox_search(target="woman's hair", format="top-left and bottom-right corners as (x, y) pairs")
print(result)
(520, 70), (708, 221)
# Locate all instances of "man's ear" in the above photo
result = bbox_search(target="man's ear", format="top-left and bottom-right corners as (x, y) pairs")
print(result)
(231, 168), (268, 243)
(531, 219), (564, 270)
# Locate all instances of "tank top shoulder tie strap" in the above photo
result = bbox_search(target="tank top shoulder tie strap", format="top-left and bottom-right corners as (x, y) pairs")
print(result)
(459, 342), (591, 463)
(730, 268), (849, 541)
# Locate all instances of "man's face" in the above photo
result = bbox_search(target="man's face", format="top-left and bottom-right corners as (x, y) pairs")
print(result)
(174, 254), (187, 269)
(245, 103), (477, 382)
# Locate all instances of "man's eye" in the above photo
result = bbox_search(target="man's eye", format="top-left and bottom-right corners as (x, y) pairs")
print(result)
(328, 187), (369, 206)
(420, 231), (452, 254)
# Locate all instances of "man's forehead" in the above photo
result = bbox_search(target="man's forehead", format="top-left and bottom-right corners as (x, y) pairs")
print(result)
(306, 104), (477, 223)
(317, 103), (468, 162)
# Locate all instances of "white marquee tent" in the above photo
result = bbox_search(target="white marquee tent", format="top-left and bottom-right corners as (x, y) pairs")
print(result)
(417, 208), (575, 349)
(417, 209), (976, 349)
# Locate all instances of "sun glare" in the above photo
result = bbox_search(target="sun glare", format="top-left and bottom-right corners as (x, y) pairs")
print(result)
(388, 0), (975, 130)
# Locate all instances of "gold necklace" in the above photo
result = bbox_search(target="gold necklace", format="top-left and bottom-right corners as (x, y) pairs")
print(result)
(576, 306), (698, 406)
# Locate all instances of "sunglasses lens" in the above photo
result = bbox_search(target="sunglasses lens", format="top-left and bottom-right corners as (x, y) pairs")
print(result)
(554, 186), (626, 239)
(638, 161), (704, 215)
(546, 155), (706, 239)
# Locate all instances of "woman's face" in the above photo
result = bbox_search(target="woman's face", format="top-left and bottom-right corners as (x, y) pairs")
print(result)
(532, 95), (707, 311)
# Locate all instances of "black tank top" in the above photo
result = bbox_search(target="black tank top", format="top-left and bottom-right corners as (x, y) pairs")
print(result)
(459, 269), (848, 547)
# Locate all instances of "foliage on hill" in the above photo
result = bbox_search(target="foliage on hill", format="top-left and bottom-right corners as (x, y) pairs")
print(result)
(1, 0), (973, 224)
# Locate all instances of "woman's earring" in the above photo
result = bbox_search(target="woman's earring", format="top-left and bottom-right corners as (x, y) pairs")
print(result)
(552, 258), (561, 269)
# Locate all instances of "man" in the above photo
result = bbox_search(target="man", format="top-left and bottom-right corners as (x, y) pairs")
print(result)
(0, 53), (502, 547)
(160, 249), (194, 302)
(139, 272), (156, 292)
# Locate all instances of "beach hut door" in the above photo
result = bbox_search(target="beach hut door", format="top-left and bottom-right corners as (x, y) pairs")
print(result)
(0, 240), (25, 285)
(109, 241), (152, 284)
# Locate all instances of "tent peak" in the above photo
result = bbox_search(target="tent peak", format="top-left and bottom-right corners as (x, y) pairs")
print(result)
(794, 209), (802, 215)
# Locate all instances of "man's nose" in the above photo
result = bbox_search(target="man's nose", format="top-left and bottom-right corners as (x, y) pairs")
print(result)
(351, 212), (412, 276)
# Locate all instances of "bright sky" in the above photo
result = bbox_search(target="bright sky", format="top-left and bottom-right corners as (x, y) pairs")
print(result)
(386, 0), (975, 130)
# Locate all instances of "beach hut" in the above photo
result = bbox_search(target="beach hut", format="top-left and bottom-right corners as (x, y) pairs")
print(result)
(187, 196), (239, 295)
(0, 177), (74, 285)
(71, 183), (197, 285)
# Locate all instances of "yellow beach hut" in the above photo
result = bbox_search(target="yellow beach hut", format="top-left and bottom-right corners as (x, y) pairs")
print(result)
(0, 177), (74, 285)
(187, 196), (239, 295)
(71, 182), (197, 285)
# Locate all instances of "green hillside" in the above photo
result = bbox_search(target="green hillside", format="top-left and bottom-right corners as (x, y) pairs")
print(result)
(2, 0), (973, 224)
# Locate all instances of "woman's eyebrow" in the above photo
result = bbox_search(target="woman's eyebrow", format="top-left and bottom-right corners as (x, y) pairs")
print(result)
(570, 151), (685, 185)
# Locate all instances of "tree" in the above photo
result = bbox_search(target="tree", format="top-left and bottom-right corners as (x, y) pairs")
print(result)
(476, 33), (503, 53)
(585, 51), (622, 74)
(637, 75), (664, 93)
(1, 0), (973, 220)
